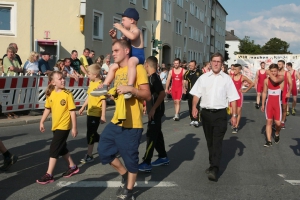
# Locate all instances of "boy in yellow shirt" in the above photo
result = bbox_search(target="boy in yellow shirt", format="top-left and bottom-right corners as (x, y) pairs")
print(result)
(79, 64), (106, 163)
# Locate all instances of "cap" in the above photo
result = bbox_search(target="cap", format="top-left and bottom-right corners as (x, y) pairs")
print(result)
(117, 8), (139, 21)
(41, 51), (50, 56)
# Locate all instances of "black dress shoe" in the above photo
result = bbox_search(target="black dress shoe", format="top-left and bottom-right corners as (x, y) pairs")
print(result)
(205, 167), (213, 174)
(207, 170), (216, 180)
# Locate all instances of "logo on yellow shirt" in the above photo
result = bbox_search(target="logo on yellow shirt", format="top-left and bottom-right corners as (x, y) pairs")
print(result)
(60, 99), (66, 106)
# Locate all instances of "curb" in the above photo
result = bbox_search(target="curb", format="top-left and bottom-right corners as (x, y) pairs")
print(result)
(0, 106), (116, 127)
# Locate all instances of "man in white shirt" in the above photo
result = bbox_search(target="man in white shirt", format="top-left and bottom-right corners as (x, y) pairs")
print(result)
(190, 52), (239, 181)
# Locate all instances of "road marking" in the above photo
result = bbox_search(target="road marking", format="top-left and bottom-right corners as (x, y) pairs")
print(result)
(57, 181), (178, 188)
(277, 174), (300, 185)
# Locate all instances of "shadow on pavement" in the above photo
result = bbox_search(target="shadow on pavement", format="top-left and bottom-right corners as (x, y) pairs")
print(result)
(290, 138), (300, 156)
(238, 116), (255, 130)
(135, 133), (200, 198)
(0, 133), (28, 141)
(219, 136), (246, 178)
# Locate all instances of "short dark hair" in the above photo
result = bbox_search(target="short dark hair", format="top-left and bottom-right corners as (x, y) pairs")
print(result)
(286, 62), (293, 67)
(71, 50), (77, 54)
(210, 52), (224, 62)
(269, 63), (279, 70)
(234, 63), (242, 70)
(84, 48), (90, 52)
(260, 62), (265, 65)
(190, 60), (197, 65)
(90, 50), (95, 53)
(278, 60), (285, 64)
(174, 58), (181, 63)
(146, 56), (158, 69)
(64, 58), (71, 63)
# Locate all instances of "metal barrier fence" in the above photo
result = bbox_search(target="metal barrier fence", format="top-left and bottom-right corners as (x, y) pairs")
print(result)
(0, 74), (89, 113)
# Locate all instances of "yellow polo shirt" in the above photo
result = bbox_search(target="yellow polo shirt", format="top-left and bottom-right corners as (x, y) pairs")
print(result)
(80, 55), (88, 75)
(111, 64), (148, 128)
(45, 89), (76, 131)
(87, 80), (106, 117)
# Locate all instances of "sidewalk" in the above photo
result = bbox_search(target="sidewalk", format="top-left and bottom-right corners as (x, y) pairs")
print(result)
(0, 106), (116, 127)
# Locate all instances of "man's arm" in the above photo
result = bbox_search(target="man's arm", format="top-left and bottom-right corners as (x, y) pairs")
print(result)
(242, 75), (254, 93)
(80, 65), (88, 75)
(286, 72), (292, 95)
(266, 70), (284, 83)
(165, 72), (172, 92)
(254, 70), (259, 85)
(261, 79), (268, 112)
(115, 24), (140, 41)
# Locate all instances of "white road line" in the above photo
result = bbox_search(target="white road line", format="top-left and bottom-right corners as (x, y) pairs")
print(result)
(284, 180), (300, 186)
(57, 181), (178, 188)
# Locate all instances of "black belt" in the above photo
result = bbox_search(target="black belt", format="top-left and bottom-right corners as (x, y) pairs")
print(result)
(202, 108), (226, 113)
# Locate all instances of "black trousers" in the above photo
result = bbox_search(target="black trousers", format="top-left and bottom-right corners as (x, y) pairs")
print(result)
(187, 92), (200, 121)
(143, 114), (167, 164)
(201, 109), (227, 170)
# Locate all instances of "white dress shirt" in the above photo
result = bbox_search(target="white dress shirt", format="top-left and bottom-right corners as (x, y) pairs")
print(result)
(189, 70), (240, 109)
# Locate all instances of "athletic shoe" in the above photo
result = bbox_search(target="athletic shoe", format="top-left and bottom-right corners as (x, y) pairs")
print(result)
(90, 87), (107, 97)
(151, 157), (170, 166)
(286, 111), (290, 116)
(264, 141), (272, 147)
(138, 162), (152, 172)
(124, 93), (132, 99)
(292, 108), (296, 116)
(274, 135), (280, 144)
(232, 128), (238, 134)
(255, 103), (260, 109)
(36, 173), (54, 185)
(173, 114), (179, 121)
(80, 154), (94, 163)
(189, 121), (195, 126)
(207, 169), (217, 181)
(62, 165), (79, 178)
(281, 122), (285, 129)
(116, 177), (126, 196)
(194, 121), (200, 127)
(116, 187), (135, 200)
(0, 154), (18, 171)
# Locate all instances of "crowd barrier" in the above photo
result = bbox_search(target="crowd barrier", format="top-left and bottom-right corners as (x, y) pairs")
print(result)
(0, 74), (89, 114)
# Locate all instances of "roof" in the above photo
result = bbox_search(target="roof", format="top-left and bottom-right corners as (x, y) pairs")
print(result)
(226, 30), (240, 41)
(216, 0), (228, 15)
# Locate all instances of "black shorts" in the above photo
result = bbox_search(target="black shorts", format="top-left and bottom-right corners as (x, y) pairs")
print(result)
(86, 115), (100, 145)
(49, 129), (70, 158)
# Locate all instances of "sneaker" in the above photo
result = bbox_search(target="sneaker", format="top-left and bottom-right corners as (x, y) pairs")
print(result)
(281, 122), (285, 129)
(264, 141), (272, 147)
(255, 103), (260, 109)
(286, 111), (290, 116)
(138, 162), (152, 172)
(189, 121), (195, 126)
(151, 157), (170, 166)
(194, 121), (200, 127)
(232, 128), (238, 134)
(124, 93), (132, 99)
(62, 165), (79, 178)
(173, 114), (179, 121)
(0, 154), (18, 171)
(292, 108), (296, 116)
(274, 135), (280, 144)
(90, 87), (108, 97)
(116, 187), (135, 200)
(36, 173), (54, 185)
(80, 154), (94, 163)
(116, 177), (126, 196)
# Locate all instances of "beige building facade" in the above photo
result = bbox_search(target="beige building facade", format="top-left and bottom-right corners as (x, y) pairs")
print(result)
(0, 0), (226, 68)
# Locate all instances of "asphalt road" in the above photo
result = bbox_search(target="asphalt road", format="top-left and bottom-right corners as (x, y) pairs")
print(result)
(1, 95), (300, 200)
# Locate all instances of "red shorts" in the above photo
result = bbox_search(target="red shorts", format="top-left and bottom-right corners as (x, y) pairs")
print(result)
(265, 96), (282, 121)
(171, 89), (182, 101)
(292, 85), (298, 96)
(230, 93), (243, 107)
(256, 84), (264, 93)
(281, 92), (288, 104)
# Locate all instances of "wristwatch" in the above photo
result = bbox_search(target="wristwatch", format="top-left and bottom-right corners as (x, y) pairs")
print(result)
(232, 114), (238, 118)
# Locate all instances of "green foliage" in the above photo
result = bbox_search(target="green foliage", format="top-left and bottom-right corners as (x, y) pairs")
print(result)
(238, 36), (262, 54)
(261, 37), (291, 54)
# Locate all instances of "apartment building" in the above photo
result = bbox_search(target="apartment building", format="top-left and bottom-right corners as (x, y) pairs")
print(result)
(225, 30), (240, 67)
(0, 0), (226, 68)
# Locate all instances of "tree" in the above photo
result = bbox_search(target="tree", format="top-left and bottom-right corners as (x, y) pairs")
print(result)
(261, 37), (291, 54)
(238, 36), (262, 54)
(224, 43), (229, 61)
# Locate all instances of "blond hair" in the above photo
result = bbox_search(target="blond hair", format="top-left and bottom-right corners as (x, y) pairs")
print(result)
(28, 51), (39, 63)
(55, 61), (64, 71)
(88, 64), (101, 77)
(45, 71), (63, 97)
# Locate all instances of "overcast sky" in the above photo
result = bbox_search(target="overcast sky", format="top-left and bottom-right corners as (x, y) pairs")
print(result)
(219, 0), (300, 54)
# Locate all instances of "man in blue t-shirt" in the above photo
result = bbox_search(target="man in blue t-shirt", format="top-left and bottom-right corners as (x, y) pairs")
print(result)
(38, 51), (52, 76)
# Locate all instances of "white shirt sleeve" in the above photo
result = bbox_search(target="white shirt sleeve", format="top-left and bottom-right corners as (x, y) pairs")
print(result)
(226, 77), (240, 102)
(189, 76), (202, 98)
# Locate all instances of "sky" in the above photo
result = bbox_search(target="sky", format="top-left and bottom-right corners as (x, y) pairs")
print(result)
(218, 0), (300, 54)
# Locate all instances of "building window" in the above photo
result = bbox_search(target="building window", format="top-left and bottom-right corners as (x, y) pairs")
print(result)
(184, 10), (188, 27)
(195, 6), (199, 19)
(163, 0), (171, 22)
(142, 0), (148, 9)
(113, 17), (122, 39)
(200, 9), (204, 22)
(175, 47), (181, 59)
(190, 2), (195, 15)
(0, 2), (17, 36)
(177, 0), (183, 7)
(129, 0), (136, 5)
(93, 10), (104, 40)
(141, 27), (147, 47)
(175, 19), (182, 35)
(184, 36), (187, 52)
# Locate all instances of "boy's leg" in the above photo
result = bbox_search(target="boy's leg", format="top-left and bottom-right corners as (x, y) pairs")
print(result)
(127, 57), (139, 86)
(0, 140), (8, 153)
(46, 158), (58, 175)
(236, 107), (242, 128)
(86, 116), (100, 157)
(62, 152), (76, 167)
(292, 95), (297, 110)
(103, 63), (119, 86)
(265, 119), (273, 142)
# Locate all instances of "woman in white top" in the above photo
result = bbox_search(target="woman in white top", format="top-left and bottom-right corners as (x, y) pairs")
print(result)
(23, 51), (40, 75)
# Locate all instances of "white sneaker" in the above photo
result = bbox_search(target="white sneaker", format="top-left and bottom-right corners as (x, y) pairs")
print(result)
(90, 88), (108, 97)
(190, 121), (195, 125)
(194, 121), (199, 127)
(124, 93), (132, 99)
(173, 114), (179, 121)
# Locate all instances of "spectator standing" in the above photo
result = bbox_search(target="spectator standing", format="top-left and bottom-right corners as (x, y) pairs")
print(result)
(70, 50), (83, 74)
(87, 50), (95, 66)
(2, 46), (22, 76)
(95, 55), (104, 65)
(23, 51), (39, 75)
(2, 43), (22, 66)
(80, 48), (90, 75)
(38, 51), (52, 76)
(101, 54), (111, 77)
